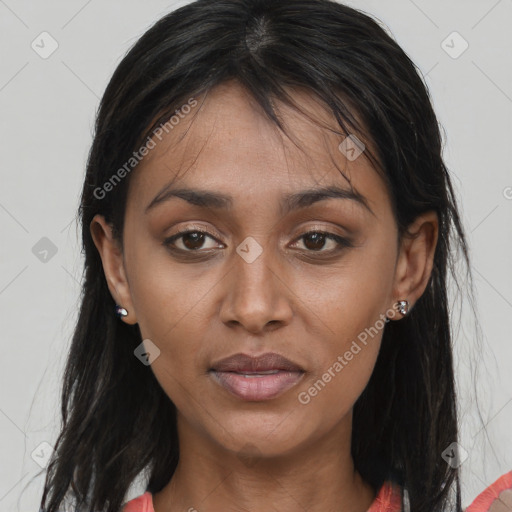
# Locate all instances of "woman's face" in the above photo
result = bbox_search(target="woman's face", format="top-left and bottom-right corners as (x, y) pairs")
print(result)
(92, 80), (437, 459)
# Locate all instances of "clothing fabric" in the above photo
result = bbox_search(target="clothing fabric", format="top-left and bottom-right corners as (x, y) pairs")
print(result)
(122, 471), (512, 512)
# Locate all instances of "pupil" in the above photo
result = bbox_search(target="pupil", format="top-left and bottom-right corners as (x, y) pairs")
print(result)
(183, 232), (204, 250)
(304, 232), (325, 250)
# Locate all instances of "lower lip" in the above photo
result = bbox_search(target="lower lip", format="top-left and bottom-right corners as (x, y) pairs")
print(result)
(210, 370), (304, 401)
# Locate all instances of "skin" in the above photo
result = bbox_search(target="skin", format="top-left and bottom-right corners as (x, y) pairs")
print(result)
(489, 490), (512, 512)
(91, 80), (438, 512)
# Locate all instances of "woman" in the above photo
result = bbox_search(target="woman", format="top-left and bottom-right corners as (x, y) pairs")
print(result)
(39, 0), (511, 511)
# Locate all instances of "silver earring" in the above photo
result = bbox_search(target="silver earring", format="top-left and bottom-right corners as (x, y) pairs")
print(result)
(115, 304), (128, 318)
(395, 300), (409, 316)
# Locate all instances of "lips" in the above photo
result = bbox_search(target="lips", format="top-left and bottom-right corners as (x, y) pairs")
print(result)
(209, 352), (305, 401)
(210, 352), (304, 373)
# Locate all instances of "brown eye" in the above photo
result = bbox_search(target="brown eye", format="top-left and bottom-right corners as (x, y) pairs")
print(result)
(182, 232), (207, 250)
(291, 230), (353, 254)
(302, 232), (327, 251)
(163, 230), (223, 252)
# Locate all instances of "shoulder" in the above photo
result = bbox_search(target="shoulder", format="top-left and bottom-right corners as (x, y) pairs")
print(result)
(366, 471), (512, 512)
(465, 471), (512, 512)
(122, 491), (154, 512)
(118, 474), (512, 512)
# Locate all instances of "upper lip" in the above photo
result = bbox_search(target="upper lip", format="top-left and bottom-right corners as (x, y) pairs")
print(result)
(210, 352), (304, 373)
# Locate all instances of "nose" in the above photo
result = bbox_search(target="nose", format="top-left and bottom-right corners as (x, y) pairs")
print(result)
(219, 240), (294, 334)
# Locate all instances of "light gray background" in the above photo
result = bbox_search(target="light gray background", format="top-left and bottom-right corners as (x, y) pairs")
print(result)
(0, 0), (511, 510)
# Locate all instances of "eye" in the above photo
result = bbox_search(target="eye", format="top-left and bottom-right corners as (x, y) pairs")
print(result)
(163, 227), (353, 256)
(163, 229), (224, 252)
(290, 230), (353, 253)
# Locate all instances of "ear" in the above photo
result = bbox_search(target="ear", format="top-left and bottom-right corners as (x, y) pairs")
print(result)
(90, 214), (138, 325)
(389, 210), (439, 319)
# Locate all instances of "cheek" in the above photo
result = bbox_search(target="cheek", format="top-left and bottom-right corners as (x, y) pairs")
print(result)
(297, 233), (395, 346)
(292, 238), (395, 414)
(297, 313), (384, 399)
(126, 232), (213, 333)
(125, 243), (217, 381)
(294, 316), (384, 437)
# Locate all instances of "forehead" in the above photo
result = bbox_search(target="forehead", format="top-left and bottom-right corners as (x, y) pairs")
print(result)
(127, 80), (390, 216)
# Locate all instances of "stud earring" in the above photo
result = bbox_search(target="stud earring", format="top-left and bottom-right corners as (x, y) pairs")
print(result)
(395, 299), (409, 316)
(115, 304), (128, 318)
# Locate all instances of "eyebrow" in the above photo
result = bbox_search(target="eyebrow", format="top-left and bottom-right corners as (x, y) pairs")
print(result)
(145, 184), (374, 216)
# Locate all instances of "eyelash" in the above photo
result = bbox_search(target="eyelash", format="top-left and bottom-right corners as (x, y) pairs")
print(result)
(163, 227), (353, 256)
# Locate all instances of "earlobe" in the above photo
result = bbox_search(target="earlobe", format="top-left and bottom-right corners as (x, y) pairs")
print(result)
(390, 211), (439, 319)
(89, 214), (138, 325)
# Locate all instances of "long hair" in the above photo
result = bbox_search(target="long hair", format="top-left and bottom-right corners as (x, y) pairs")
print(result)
(38, 1), (474, 510)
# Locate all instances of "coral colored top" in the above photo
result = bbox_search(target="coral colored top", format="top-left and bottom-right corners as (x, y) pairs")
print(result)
(122, 471), (512, 512)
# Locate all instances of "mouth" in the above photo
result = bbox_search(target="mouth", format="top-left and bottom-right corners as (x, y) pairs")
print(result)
(209, 352), (305, 401)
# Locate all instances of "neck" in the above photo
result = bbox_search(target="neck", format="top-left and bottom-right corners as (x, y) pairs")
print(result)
(153, 412), (376, 512)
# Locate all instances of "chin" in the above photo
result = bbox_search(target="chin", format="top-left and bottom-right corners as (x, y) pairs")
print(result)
(210, 414), (312, 459)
